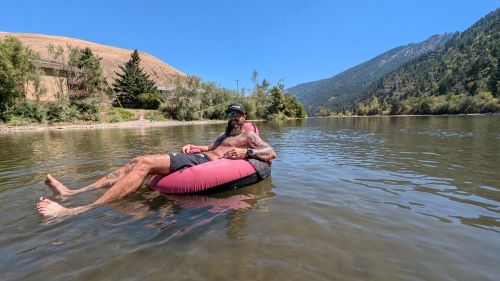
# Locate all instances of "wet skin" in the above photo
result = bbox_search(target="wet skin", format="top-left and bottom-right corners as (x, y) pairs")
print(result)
(185, 115), (276, 162)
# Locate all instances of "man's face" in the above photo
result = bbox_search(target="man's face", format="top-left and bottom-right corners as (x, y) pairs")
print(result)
(225, 110), (245, 136)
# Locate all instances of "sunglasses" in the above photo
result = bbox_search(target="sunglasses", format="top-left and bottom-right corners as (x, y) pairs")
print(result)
(226, 111), (243, 118)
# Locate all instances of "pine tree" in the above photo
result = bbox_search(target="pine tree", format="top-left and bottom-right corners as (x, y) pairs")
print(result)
(488, 59), (499, 97)
(268, 86), (285, 115)
(68, 47), (107, 99)
(112, 50), (156, 108)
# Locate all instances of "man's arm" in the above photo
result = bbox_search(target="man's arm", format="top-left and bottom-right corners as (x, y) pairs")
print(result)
(182, 133), (226, 153)
(248, 132), (277, 162)
(207, 133), (226, 150)
(182, 144), (209, 153)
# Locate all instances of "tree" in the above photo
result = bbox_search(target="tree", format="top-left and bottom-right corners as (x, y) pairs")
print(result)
(268, 86), (285, 115)
(0, 37), (40, 109)
(250, 70), (271, 118)
(283, 94), (307, 118)
(47, 44), (67, 100)
(68, 47), (108, 99)
(318, 108), (333, 117)
(488, 60), (499, 97)
(112, 50), (156, 108)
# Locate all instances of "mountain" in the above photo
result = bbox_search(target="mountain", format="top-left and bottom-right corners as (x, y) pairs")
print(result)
(286, 33), (453, 114)
(356, 8), (499, 108)
(0, 32), (185, 87)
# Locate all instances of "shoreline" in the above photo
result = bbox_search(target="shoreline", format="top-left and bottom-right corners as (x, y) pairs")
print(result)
(2, 113), (497, 133)
(0, 119), (229, 134)
(310, 112), (500, 118)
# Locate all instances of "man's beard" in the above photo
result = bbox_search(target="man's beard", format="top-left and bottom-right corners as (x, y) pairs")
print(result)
(225, 119), (244, 136)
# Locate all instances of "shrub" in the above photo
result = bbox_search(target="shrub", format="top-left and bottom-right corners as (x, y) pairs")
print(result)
(317, 108), (333, 116)
(108, 113), (123, 123)
(457, 96), (479, 113)
(3, 101), (48, 123)
(72, 98), (101, 121)
(107, 108), (136, 123)
(266, 112), (288, 121)
(138, 92), (164, 109)
(159, 101), (171, 113)
(7, 116), (33, 126)
(165, 99), (203, 120)
(240, 99), (257, 120)
(145, 111), (166, 121)
(430, 96), (450, 115)
(203, 103), (227, 119)
(46, 101), (80, 122)
(115, 108), (136, 120)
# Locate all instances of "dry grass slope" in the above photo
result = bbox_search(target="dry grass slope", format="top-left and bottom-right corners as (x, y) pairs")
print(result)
(0, 31), (185, 86)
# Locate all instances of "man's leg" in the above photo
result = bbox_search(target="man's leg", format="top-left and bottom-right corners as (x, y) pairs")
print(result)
(37, 154), (171, 219)
(45, 157), (144, 197)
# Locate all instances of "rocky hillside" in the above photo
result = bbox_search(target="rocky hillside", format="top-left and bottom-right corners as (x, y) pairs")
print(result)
(357, 8), (499, 105)
(0, 32), (185, 86)
(286, 33), (453, 114)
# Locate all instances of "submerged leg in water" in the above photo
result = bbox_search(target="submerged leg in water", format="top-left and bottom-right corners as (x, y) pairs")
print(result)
(45, 157), (147, 197)
(37, 196), (90, 218)
(38, 154), (172, 219)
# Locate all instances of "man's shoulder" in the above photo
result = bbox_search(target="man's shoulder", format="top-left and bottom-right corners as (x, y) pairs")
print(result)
(241, 130), (256, 137)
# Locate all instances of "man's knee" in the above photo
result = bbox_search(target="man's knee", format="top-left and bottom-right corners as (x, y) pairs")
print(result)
(131, 156), (153, 171)
(130, 155), (170, 174)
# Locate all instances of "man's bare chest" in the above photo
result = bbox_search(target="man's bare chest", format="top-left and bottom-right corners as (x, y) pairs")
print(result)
(219, 134), (248, 147)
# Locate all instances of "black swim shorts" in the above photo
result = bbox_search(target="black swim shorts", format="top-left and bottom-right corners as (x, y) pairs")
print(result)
(168, 153), (211, 172)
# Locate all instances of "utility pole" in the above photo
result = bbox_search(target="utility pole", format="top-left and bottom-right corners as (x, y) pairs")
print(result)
(235, 79), (239, 94)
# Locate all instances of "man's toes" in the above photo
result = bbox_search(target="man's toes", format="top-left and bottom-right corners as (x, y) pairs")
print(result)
(41, 198), (52, 204)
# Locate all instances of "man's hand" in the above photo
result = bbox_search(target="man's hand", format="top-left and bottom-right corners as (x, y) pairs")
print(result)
(181, 144), (192, 154)
(223, 148), (247, 160)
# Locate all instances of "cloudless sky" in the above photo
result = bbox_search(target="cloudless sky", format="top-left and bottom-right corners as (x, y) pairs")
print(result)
(1, 0), (498, 91)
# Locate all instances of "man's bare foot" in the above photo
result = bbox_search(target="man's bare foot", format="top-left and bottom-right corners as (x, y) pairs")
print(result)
(45, 174), (74, 197)
(36, 197), (73, 219)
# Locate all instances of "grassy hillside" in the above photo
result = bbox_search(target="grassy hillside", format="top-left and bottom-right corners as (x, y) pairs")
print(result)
(353, 9), (500, 115)
(286, 34), (453, 114)
(0, 32), (185, 86)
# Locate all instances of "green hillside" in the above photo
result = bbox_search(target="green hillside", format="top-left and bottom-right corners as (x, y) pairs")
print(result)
(286, 34), (453, 115)
(353, 8), (500, 115)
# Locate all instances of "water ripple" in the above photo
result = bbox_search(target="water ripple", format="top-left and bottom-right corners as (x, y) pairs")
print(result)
(1, 116), (500, 281)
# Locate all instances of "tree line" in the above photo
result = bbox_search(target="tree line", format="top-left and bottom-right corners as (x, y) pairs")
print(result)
(316, 9), (500, 117)
(0, 37), (306, 125)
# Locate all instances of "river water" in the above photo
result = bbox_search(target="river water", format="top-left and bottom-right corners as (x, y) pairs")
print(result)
(0, 116), (499, 281)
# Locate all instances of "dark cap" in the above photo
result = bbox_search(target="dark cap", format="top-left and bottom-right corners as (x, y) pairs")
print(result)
(225, 103), (246, 114)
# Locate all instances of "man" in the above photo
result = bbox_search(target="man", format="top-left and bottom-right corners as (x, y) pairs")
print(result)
(37, 103), (277, 219)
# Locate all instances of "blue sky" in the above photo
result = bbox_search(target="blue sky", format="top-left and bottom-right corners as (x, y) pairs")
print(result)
(1, 0), (498, 91)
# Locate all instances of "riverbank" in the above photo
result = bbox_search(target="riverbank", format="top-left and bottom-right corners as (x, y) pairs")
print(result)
(0, 119), (229, 133)
(3, 113), (497, 133)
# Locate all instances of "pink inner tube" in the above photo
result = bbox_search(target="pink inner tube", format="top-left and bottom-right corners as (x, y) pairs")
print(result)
(148, 122), (263, 194)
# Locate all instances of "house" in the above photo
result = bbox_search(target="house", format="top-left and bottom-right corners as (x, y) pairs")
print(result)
(24, 59), (83, 102)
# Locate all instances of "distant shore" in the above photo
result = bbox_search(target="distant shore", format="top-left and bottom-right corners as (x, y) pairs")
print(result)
(3, 114), (497, 133)
(0, 119), (228, 133)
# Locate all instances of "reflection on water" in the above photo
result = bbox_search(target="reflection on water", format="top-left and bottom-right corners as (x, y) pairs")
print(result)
(0, 116), (499, 281)
(109, 179), (274, 240)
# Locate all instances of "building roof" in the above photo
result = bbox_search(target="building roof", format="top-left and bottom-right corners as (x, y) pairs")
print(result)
(32, 59), (83, 73)
(33, 59), (67, 71)
(156, 85), (176, 91)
